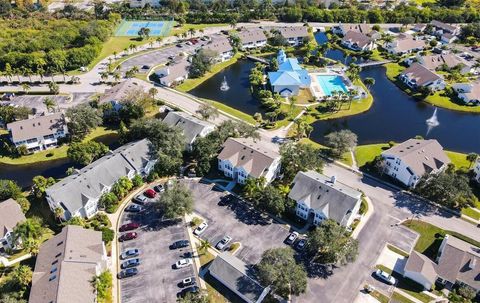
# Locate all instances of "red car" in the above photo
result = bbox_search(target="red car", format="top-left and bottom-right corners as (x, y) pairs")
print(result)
(119, 222), (140, 232)
(144, 189), (156, 198)
(119, 232), (138, 242)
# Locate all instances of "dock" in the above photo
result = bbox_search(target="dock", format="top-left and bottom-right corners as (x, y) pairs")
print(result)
(246, 55), (269, 64)
(357, 60), (392, 68)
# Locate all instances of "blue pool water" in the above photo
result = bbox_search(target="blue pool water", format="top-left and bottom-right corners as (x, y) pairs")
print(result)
(316, 75), (348, 96)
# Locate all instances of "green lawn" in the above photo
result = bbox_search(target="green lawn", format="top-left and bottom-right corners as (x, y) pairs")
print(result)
(424, 91), (480, 113)
(197, 247), (227, 303)
(354, 143), (390, 168)
(375, 264), (393, 275)
(176, 53), (242, 92)
(446, 151), (471, 170)
(370, 290), (390, 303)
(0, 126), (118, 165)
(387, 244), (409, 257)
(201, 98), (256, 125)
(384, 62), (405, 81)
(391, 292), (415, 303)
(402, 220), (480, 259)
(394, 275), (436, 303)
(171, 23), (228, 37)
(462, 207), (480, 220)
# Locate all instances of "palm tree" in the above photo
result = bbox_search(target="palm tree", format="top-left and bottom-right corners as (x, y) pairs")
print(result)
(14, 68), (22, 83)
(181, 32), (188, 39)
(467, 153), (478, 168)
(22, 67), (33, 83)
(113, 51), (118, 59)
(364, 77), (375, 89)
(44, 97), (56, 113)
(99, 71), (109, 83)
(48, 81), (59, 95)
(54, 207), (64, 222)
(149, 41), (154, 49)
(148, 87), (158, 100)
(5, 63), (13, 83)
(198, 239), (211, 255)
(21, 83), (30, 94)
(113, 71), (121, 83)
(188, 27), (196, 37)
(131, 66), (139, 74)
(156, 37), (163, 46)
(37, 66), (45, 83)
(125, 70), (134, 79)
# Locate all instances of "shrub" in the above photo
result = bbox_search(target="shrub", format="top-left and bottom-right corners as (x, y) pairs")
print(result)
(132, 174), (144, 188)
(101, 228), (114, 243)
(98, 192), (118, 211)
(190, 217), (203, 228)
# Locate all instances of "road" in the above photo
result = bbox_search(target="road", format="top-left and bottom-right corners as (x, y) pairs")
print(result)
(292, 163), (480, 303)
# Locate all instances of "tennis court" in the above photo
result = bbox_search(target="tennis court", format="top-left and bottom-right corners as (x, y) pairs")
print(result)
(115, 20), (174, 37)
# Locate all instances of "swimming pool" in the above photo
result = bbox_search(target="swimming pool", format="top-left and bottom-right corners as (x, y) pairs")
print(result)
(316, 75), (348, 96)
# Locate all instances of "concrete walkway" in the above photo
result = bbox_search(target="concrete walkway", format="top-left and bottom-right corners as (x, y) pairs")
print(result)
(351, 196), (374, 239)
(0, 253), (32, 267)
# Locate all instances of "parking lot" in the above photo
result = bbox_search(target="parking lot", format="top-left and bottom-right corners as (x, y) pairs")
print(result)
(183, 179), (291, 264)
(119, 189), (196, 303)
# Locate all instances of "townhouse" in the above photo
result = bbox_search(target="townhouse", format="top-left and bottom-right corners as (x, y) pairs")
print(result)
(384, 33), (426, 55)
(452, 81), (480, 106)
(417, 53), (473, 75)
(29, 226), (109, 303)
(0, 198), (26, 253)
(7, 112), (68, 153)
(288, 171), (362, 227)
(332, 23), (378, 38)
(45, 139), (157, 219)
(404, 235), (480, 294)
(98, 78), (148, 111)
(237, 28), (267, 50)
(217, 137), (281, 185)
(129, 0), (160, 8)
(399, 63), (445, 91)
(162, 111), (215, 151)
(156, 57), (191, 87)
(474, 159), (480, 182)
(381, 138), (451, 188)
(277, 26), (309, 46)
(341, 31), (375, 51)
(204, 36), (234, 62)
(430, 20), (460, 44)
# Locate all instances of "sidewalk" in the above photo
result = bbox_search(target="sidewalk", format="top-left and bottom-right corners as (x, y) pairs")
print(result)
(351, 196), (374, 239)
(184, 213), (207, 290)
(0, 253), (32, 267)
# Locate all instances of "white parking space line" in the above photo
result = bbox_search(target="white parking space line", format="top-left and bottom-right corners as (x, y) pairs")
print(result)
(387, 214), (402, 222)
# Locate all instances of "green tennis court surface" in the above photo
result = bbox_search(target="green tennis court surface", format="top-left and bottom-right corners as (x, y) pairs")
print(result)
(115, 20), (174, 37)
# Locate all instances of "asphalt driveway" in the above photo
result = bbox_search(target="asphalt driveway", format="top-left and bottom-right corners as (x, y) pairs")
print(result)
(182, 179), (291, 264)
(119, 196), (195, 303)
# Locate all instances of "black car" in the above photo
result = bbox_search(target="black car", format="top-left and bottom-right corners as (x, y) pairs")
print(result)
(141, 65), (150, 69)
(117, 268), (138, 279)
(176, 43), (183, 48)
(125, 204), (143, 212)
(153, 184), (165, 193)
(170, 240), (189, 249)
(177, 286), (199, 298)
(219, 194), (234, 206)
(121, 258), (140, 269)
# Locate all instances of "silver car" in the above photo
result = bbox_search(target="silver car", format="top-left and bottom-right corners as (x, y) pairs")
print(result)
(375, 269), (396, 285)
(216, 236), (232, 250)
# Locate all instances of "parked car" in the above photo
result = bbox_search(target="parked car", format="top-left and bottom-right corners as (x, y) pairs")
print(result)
(216, 236), (232, 250)
(119, 222), (140, 232)
(120, 248), (140, 259)
(181, 277), (196, 287)
(142, 65), (150, 69)
(193, 222), (208, 236)
(176, 44), (183, 48)
(121, 258), (140, 269)
(218, 194), (233, 206)
(118, 268), (138, 279)
(133, 195), (148, 205)
(125, 204), (143, 212)
(374, 269), (396, 285)
(286, 232), (299, 245)
(177, 286), (199, 298)
(153, 184), (165, 193)
(170, 240), (189, 249)
(168, 55), (175, 60)
(183, 251), (194, 258)
(296, 238), (307, 250)
(175, 258), (193, 269)
(144, 189), (156, 198)
(119, 232), (138, 242)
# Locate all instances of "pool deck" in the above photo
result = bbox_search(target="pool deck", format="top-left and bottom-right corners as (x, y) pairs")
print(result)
(309, 71), (350, 100)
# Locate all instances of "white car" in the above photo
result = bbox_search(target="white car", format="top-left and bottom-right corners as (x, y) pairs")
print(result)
(193, 222), (208, 235)
(286, 232), (299, 245)
(375, 269), (396, 285)
(216, 236), (232, 250)
(175, 258), (193, 269)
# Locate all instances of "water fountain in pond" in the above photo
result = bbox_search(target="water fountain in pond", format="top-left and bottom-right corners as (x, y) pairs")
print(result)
(220, 76), (230, 91)
(426, 107), (440, 135)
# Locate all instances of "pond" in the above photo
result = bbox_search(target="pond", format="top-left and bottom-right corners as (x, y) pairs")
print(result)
(189, 59), (266, 116)
(189, 34), (480, 153)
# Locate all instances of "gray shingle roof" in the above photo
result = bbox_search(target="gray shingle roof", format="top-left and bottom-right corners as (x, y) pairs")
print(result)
(430, 20), (458, 33)
(45, 139), (154, 215)
(277, 26), (309, 39)
(217, 138), (280, 178)
(342, 31), (373, 48)
(0, 198), (26, 238)
(29, 225), (106, 303)
(162, 111), (214, 146)
(381, 139), (450, 177)
(205, 36), (233, 54)
(404, 251), (437, 284)
(98, 79), (147, 105)
(288, 171), (362, 225)
(237, 28), (267, 44)
(160, 57), (190, 84)
(400, 63), (443, 87)
(436, 235), (480, 291)
(209, 252), (270, 303)
(7, 112), (67, 142)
